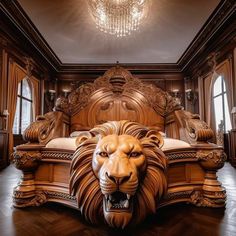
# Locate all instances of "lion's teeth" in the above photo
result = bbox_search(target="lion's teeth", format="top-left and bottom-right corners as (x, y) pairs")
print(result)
(107, 200), (112, 210)
(109, 195), (112, 201)
(105, 194), (108, 200)
(124, 200), (129, 208)
(126, 194), (131, 200)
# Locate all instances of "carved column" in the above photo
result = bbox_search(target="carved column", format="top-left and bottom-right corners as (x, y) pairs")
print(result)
(192, 149), (226, 207)
(13, 150), (46, 207)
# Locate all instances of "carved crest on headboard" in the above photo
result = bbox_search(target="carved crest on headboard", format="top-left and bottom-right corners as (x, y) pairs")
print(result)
(55, 66), (182, 116)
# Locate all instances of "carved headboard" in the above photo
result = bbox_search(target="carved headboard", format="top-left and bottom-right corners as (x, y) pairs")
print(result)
(55, 66), (182, 133)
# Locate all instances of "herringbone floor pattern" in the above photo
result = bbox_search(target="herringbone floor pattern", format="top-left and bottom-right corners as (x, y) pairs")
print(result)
(0, 163), (236, 236)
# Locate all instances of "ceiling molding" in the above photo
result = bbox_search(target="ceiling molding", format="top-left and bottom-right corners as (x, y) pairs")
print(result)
(178, 0), (236, 70)
(59, 63), (181, 74)
(0, 0), (61, 71)
(0, 0), (235, 74)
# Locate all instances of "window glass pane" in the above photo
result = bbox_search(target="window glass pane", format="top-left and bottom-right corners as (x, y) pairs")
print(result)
(214, 96), (223, 131)
(21, 99), (32, 133)
(224, 93), (232, 132)
(222, 78), (226, 92)
(17, 82), (21, 95)
(22, 78), (32, 100)
(13, 97), (20, 134)
(213, 76), (222, 97)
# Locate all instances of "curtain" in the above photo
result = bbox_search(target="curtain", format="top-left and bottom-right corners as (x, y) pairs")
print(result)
(215, 59), (234, 125)
(29, 76), (40, 119)
(7, 62), (27, 155)
(7, 62), (40, 155)
(201, 58), (233, 142)
(204, 71), (218, 142)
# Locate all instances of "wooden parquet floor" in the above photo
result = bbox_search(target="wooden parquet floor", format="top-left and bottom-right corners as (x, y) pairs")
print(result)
(0, 163), (236, 236)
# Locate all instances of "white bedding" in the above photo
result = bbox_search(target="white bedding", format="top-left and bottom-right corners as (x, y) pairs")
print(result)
(46, 137), (190, 151)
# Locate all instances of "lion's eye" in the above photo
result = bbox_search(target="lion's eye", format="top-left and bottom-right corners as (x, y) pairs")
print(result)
(130, 152), (141, 158)
(99, 152), (108, 157)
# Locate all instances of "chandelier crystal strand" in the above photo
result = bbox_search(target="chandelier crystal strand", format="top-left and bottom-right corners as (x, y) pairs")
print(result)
(88, 0), (149, 37)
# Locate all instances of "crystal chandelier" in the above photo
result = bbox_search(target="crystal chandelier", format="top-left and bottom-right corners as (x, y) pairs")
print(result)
(88, 0), (150, 37)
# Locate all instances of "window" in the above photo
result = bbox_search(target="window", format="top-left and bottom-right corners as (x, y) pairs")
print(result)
(213, 75), (232, 132)
(13, 78), (33, 134)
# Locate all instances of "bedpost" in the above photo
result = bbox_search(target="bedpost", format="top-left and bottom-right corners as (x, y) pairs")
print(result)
(12, 145), (47, 207)
(190, 148), (227, 207)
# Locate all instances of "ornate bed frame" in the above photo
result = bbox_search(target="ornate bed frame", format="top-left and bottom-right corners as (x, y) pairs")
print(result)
(13, 66), (226, 228)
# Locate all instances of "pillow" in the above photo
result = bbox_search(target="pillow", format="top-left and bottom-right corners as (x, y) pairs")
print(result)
(161, 138), (191, 151)
(46, 137), (77, 150)
(70, 131), (86, 138)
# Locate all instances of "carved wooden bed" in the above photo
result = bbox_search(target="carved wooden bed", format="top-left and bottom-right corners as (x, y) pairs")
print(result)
(13, 66), (226, 228)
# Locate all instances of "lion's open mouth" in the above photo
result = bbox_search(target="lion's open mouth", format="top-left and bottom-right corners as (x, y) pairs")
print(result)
(104, 191), (132, 212)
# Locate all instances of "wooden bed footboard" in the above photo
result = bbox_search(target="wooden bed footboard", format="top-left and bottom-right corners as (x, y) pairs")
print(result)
(13, 144), (226, 210)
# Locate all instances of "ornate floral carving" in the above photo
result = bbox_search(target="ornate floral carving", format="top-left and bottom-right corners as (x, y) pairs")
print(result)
(13, 151), (41, 170)
(54, 66), (182, 117)
(190, 191), (226, 208)
(13, 191), (47, 208)
(196, 150), (227, 169)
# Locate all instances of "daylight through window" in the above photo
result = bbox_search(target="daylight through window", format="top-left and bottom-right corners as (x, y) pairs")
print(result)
(213, 75), (232, 132)
(13, 78), (33, 134)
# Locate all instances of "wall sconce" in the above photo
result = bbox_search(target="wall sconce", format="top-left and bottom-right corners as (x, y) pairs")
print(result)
(0, 109), (9, 130)
(172, 89), (179, 97)
(170, 89), (181, 105)
(62, 89), (71, 98)
(45, 90), (56, 111)
(2, 109), (9, 117)
(185, 89), (197, 104)
(48, 89), (56, 101)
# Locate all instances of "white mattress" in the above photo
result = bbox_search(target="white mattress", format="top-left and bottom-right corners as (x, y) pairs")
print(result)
(46, 137), (190, 151)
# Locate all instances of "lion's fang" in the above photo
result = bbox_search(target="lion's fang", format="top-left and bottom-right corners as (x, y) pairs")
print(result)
(126, 194), (131, 200)
(105, 194), (109, 200)
(124, 200), (129, 208)
(107, 200), (112, 210)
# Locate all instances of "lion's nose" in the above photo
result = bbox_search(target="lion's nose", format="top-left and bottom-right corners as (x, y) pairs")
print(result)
(106, 172), (132, 185)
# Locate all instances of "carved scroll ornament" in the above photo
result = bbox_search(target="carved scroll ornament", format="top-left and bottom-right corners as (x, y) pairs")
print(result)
(23, 111), (66, 144)
(175, 110), (214, 144)
(70, 120), (167, 228)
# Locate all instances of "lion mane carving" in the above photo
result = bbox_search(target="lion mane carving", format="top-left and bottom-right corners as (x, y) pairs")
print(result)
(69, 120), (168, 228)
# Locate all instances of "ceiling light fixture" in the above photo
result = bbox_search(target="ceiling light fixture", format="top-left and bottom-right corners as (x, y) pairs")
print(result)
(88, 0), (150, 37)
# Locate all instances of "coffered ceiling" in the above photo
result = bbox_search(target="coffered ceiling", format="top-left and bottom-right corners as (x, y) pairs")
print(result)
(17, 0), (221, 64)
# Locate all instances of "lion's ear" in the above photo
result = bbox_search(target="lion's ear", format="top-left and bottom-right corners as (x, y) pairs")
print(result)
(75, 131), (94, 147)
(144, 130), (164, 148)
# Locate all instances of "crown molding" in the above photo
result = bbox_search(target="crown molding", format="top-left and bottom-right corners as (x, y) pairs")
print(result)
(0, 0), (235, 75)
(178, 0), (236, 70)
(0, 0), (61, 71)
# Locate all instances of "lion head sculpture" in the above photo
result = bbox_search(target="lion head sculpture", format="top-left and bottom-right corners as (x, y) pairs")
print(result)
(69, 120), (167, 228)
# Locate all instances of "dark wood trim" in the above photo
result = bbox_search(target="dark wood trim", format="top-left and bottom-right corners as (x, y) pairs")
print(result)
(178, 0), (236, 70)
(0, 0), (61, 71)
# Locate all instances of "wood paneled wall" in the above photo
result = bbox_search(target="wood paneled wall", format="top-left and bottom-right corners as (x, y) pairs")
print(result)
(0, 32), (51, 168)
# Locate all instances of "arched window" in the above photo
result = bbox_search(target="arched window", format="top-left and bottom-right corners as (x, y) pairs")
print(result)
(13, 78), (33, 134)
(213, 75), (232, 132)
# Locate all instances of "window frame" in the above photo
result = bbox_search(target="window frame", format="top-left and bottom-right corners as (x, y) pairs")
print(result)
(213, 75), (230, 133)
(13, 78), (33, 135)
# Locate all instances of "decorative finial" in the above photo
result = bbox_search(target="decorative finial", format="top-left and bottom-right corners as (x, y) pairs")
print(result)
(116, 61), (120, 68)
